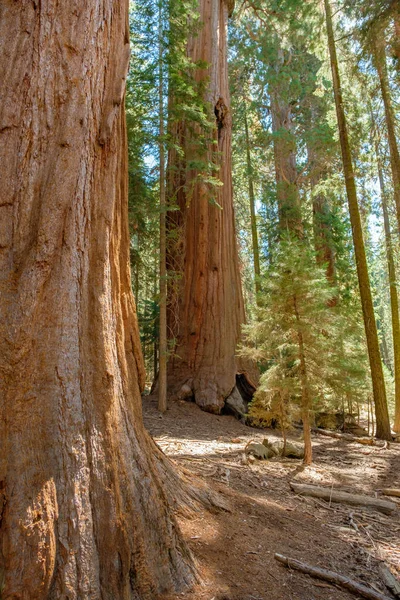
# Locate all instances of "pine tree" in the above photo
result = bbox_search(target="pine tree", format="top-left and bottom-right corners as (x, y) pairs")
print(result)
(242, 237), (355, 464)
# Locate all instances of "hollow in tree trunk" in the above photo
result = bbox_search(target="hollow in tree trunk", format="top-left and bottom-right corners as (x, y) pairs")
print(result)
(0, 2), (208, 596)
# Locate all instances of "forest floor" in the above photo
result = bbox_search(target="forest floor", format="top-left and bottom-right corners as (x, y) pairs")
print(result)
(143, 396), (400, 600)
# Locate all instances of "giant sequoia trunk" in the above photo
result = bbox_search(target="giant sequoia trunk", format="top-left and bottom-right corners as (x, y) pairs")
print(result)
(166, 0), (246, 413)
(0, 2), (203, 597)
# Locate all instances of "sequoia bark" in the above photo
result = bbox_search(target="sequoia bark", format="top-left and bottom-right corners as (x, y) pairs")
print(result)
(0, 2), (199, 597)
(167, 0), (247, 413)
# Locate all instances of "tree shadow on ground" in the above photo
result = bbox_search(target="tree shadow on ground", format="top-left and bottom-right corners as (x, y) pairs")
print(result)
(143, 396), (400, 600)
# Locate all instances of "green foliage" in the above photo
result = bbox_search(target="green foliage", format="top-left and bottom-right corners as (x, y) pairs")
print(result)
(240, 235), (370, 429)
(126, 0), (397, 423)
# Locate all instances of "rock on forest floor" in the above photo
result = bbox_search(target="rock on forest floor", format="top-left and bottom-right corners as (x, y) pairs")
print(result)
(143, 396), (400, 600)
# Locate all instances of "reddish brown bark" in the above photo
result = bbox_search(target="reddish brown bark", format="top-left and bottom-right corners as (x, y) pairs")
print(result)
(269, 46), (302, 235)
(0, 2), (207, 596)
(166, 0), (247, 413)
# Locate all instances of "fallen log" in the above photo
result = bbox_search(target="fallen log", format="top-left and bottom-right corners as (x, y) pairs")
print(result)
(290, 482), (397, 515)
(380, 488), (400, 498)
(309, 427), (383, 446)
(274, 553), (392, 600)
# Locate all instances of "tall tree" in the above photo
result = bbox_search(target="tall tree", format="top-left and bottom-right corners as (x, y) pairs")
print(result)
(244, 103), (262, 298)
(0, 2), (208, 595)
(167, 0), (247, 413)
(158, 0), (168, 412)
(373, 129), (400, 432)
(372, 33), (400, 237)
(303, 86), (336, 286)
(269, 43), (302, 234)
(324, 0), (392, 440)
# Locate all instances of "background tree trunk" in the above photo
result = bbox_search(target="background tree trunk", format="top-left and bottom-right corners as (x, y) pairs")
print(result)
(244, 104), (262, 299)
(375, 138), (400, 432)
(0, 2), (200, 596)
(306, 103), (336, 286)
(166, 0), (246, 413)
(270, 45), (302, 235)
(324, 0), (391, 440)
(158, 4), (167, 413)
(373, 36), (400, 238)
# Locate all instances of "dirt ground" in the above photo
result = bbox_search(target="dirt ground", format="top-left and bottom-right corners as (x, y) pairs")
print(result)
(143, 396), (400, 600)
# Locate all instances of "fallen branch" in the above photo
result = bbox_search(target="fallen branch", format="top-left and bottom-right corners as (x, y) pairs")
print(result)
(309, 427), (384, 446)
(380, 488), (400, 498)
(274, 553), (392, 600)
(290, 482), (397, 515)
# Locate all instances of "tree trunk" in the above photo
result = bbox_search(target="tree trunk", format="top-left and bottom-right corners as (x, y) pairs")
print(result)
(0, 3), (201, 596)
(244, 104), (262, 298)
(293, 296), (313, 465)
(373, 36), (400, 238)
(375, 137), (400, 432)
(269, 45), (302, 235)
(324, 0), (391, 440)
(166, 0), (246, 413)
(158, 4), (167, 413)
(393, 13), (400, 70)
(306, 104), (336, 285)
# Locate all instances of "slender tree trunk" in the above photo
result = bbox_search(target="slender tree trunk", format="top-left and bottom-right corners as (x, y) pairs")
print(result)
(158, 4), (167, 413)
(166, 0), (247, 413)
(135, 232), (140, 301)
(0, 3), (204, 596)
(375, 138), (400, 432)
(377, 305), (394, 376)
(373, 36), (400, 237)
(293, 296), (312, 465)
(244, 105), (261, 298)
(393, 13), (400, 70)
(324, 0), (391, 440)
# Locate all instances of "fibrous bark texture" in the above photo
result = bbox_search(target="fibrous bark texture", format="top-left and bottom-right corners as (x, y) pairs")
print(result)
(167, 0), (246, 413)
(0, 2), (199, 597)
